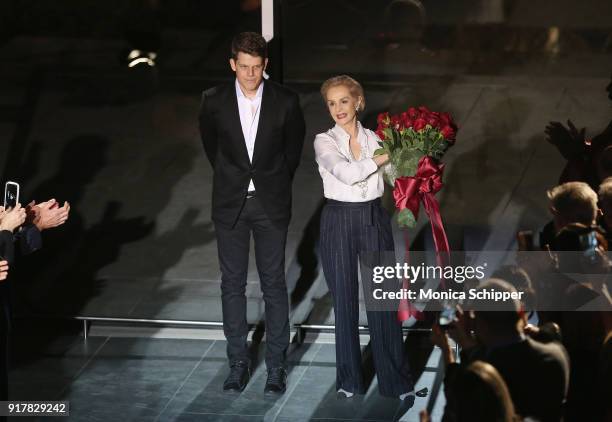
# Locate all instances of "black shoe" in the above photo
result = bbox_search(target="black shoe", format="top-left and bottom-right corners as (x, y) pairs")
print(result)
(264, 367), (287, 394)
(223, 361), (250, 392)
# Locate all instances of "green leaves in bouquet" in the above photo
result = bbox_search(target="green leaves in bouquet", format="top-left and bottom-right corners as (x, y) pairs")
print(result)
(384, 128), (395, 146)
(397, 208), (416, 228)
(374, 142), (392, 159)
(419, 126), (447, 159)
(376, 124), (449, 186)
(394, 147), (419, 177)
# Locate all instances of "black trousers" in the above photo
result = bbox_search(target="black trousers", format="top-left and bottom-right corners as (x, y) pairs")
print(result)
(320, 198), (413, 396)
(215, 196), (289, 369)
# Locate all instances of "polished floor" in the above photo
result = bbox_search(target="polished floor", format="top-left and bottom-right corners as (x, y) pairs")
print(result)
(8, 324), (444, 422)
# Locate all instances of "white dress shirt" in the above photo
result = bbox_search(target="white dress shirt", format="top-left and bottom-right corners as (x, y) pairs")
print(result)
(236, 79), (264, 192)
(314, 122), (385, 202)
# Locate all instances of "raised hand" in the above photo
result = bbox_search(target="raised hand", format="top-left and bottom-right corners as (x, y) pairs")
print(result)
(0, 204), (26, 232)
(34, 199), (71, 231)
(431, 322), (455, 365)
(545, 119), (586, 160)
(447, 305), (477, 350)
(25, 201), (40, 226)
(0, 260), (8, 281)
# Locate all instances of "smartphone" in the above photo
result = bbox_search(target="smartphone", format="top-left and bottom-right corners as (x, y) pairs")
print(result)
(580, 231), (599, 264)
(517, 230), (534, 251)
(3, 181), (19, 209)
(439, 306), (456, 329)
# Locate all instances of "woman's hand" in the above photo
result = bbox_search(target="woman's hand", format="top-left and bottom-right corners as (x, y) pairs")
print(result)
(447, 305), (477, 351)
(0, 260), (8, 281)
(419, 409), (431, 422)
(0, 204), (26, 232)
(431, 323), (455, 365)
(373, 153), (389, 167)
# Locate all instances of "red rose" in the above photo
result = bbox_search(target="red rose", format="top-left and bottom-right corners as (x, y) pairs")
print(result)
(376, 128), (387, 140)
(400, 112), (413, 129)
(430, 112), (441, 126)
(407, 107), (419, 120)
(391, 115), (402, 130)
(418, 106), (431, 115)
(413, 118), (427, 131)
(427, 116), (440, 128)
(377, 112), (391, 126)
(441, 125), (456, 140)
(439, 112), (451, 126)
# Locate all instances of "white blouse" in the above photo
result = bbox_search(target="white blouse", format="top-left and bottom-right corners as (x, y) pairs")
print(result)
(314, 122), (385, 202)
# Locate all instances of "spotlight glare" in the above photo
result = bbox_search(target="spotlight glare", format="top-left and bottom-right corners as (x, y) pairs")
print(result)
(128, 58), (155, 68)
(127, 49), (142, 60)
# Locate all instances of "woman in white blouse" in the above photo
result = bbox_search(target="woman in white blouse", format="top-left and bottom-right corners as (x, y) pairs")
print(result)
(314, 75), (414, 400)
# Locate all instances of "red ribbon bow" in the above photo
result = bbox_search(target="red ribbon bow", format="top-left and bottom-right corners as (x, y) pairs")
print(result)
(393, 156), (450, 321)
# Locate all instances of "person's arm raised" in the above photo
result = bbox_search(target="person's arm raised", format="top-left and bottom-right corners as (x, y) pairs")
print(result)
(0, 260), (8, 281)
(0, 204), (26, 232)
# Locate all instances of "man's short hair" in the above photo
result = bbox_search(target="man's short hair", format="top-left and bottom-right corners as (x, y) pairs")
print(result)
(491, 265), (536, 311)
(547, 181), (598, 225)
(598, 176), (612, 204)
(231, 32), (267, 60)
(469, 279), (522, 330)
(490, 265), (531, 291)
(320, 75), (366, 112)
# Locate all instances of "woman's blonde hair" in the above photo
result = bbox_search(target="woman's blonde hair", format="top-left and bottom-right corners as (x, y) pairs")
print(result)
(320, 75), (365, 112)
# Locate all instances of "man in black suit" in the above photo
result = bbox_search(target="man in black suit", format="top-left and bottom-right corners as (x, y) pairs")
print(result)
(198, 32), (305, 394)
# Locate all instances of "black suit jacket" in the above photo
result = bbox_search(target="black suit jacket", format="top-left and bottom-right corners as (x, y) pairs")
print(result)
(199, 80), (305, 228)
(446, 338), (570, 422)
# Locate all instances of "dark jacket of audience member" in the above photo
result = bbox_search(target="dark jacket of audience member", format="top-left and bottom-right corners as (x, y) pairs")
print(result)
(460, 336), (569, 422)
(458, 280), (570, 422)
(0, 225), (42, 402)
(445, 360), (522, 422)
(549, 223), (612, 421)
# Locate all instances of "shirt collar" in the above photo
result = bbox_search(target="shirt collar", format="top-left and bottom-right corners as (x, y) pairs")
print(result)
(331, 121), (363, 140)
(235, 79), (264, 100)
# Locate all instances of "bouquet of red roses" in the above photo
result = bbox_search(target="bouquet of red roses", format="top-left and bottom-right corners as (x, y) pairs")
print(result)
(374, 105), (458, 228)
(375, 106), (458, 322)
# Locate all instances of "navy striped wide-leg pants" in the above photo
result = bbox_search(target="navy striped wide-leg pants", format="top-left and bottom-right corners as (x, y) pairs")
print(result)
(320, 198), (414, 396)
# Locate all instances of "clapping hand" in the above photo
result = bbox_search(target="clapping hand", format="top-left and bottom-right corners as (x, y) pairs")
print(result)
(446, 305), (477, 351)
(0, 204), (27, 232)
(545, 119), (587, 160)
(431, 322), (455, 364)
(0, 260), (8, 281)
(27, 199), (71, 231)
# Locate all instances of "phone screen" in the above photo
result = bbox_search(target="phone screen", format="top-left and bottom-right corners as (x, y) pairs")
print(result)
(4, 182), (19, 209)
(439, 307), (456, 328)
